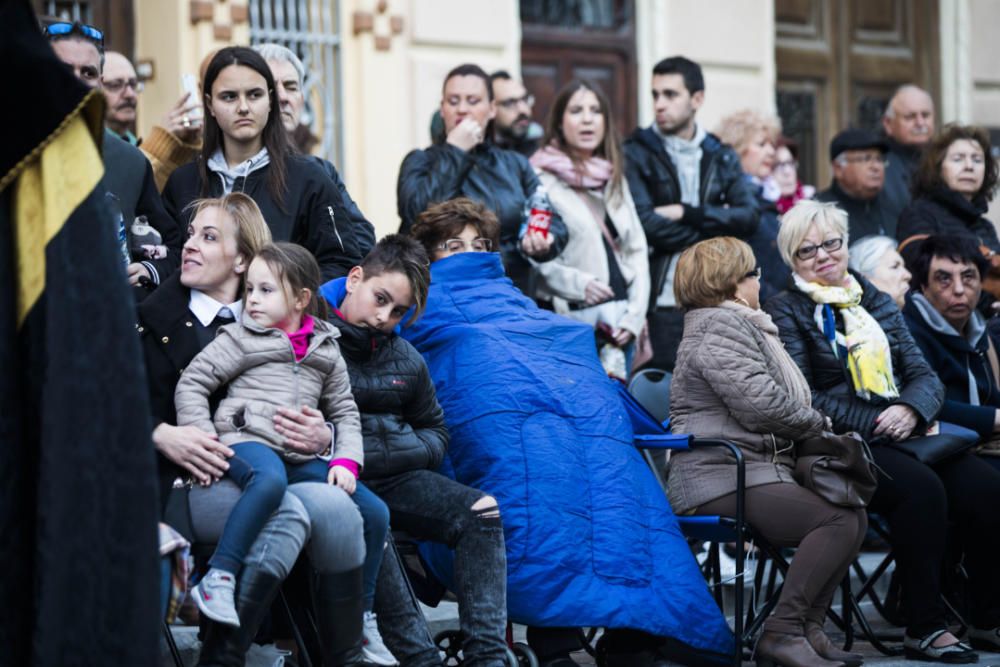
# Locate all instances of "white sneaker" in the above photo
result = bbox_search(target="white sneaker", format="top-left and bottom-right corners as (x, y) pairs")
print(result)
(192, 568), (240, 627)
(362, 611), (399, 666)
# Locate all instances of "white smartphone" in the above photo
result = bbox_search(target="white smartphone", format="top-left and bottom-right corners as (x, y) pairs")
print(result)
(181, 73), (204, 121)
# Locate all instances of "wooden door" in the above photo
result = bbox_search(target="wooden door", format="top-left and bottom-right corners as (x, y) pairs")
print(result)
(520, 0), (637, 139)
(775, 0), (939, 187)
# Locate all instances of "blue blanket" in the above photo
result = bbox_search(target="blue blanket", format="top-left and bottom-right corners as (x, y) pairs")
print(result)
(399, 252), (733, 658)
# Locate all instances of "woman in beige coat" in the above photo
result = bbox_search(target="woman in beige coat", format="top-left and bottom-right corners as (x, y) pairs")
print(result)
(669, 237), (866, 667)
(530, 79), (649, 378)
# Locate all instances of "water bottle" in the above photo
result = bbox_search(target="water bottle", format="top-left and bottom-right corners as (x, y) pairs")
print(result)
(523, 184), (552, 238)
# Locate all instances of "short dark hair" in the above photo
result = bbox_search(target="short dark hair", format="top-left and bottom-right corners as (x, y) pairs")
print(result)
(359, 235), (431, 325)
(652, 56), (703, 94)
(912, 124), (999, 203)
(443, 63), (493, 102)
(909, 234), (989, 292)
(410, 198), (501, 260)
(489, 69), (513, 85)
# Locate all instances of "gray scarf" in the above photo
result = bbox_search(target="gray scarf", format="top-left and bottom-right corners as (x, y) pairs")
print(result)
(656, 123), (706, 206)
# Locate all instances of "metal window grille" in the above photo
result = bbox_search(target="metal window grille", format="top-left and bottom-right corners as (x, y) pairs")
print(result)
(249, 0), (343, 168)
(42, 0), (92, 22)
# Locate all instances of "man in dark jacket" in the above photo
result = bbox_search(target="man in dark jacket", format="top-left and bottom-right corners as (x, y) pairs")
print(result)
(489, 70), (542, 158)
(254, 42), (377, 256)
(882, 85), (936, 223)
(397, 63), (568, 295)
(624, 55), (759, 370)
(47, 22), (181, 293)
(816, 129), (897, 242)
(903, 235), (1000, 445)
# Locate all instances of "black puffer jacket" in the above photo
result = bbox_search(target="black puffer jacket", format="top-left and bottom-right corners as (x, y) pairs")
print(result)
(329, 313), (449, 480)
(162, 155), (362, 281)
(396, 140), (568, 292)
(763, 272), (944, 440)
(623, 127), (759, 304)
(896, 187), (1000, 253)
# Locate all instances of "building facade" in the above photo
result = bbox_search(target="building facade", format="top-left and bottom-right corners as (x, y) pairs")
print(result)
(38, 0), (1000, 236)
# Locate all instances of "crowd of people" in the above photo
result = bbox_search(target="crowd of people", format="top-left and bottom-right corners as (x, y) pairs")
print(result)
(35, 12), (1000, 667)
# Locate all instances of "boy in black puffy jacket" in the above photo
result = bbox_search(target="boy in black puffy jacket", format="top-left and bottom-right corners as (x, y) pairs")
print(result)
(320, 235), (511, 667)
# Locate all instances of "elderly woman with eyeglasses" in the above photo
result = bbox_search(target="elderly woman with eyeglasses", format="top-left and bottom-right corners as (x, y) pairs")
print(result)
(764, 200), (1000, 662)
(668, 236), (864, 667)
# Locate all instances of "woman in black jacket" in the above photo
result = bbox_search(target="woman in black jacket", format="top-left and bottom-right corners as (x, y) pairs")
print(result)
(396, 63), (568, 294)
(765, 199), (1000, 662)
(139, 192), (370, 665)
(896, 124), (1000, 258)
(320, 236), (509, 667)
(162, 46), (361, 282)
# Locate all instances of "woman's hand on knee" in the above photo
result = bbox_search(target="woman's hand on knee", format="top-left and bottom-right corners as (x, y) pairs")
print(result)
(275, 406), (332, 455)
(152, 423), (233, 485)
(874, 404), (919, 441)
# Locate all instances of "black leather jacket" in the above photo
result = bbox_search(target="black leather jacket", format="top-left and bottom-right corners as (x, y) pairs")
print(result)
(623, 126), (759, 304)
(763, 272), (943, 440)
(396, 140), (568, 292)
(329, 314), (449, 480)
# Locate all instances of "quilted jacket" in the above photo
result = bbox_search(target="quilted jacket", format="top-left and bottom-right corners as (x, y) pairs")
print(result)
(321, 278), (449, 479)
(668, 305), (827, 513)
(763, 272), (943, 440)
(174, 313), (363, 465)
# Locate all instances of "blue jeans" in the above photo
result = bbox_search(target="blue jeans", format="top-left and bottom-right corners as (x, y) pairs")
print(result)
(210, 442), (389, 611)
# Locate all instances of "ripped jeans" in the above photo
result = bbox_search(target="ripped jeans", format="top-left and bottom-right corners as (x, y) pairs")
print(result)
(367, 469), (508, 667)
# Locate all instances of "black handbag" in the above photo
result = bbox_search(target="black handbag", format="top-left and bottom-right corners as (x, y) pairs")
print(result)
(886, 432), (978, 465)
(793, 431), (878, 508)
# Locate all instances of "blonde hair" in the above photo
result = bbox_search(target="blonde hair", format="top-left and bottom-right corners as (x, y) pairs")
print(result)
(715, 109), (782, 155)
(776, 199), (849, 267)
(674, 237), (756, 308)
(184, 193), (273, 276)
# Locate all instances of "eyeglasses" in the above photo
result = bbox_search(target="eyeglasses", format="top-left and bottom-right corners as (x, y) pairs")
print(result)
(103, 78), (144, 93)
(774, 160), (798, 171)
(838, 154), (888, 167)
(744, 266), (762, 280)
(437, 237), (492, 253)
(931, 269), (980, 290)
(497, 94), (535, 110)
(44, 21), (104, 48)
(795, 237), (844, 261)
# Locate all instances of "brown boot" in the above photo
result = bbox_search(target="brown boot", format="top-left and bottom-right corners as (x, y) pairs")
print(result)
(755, 630), (846, 667)
(804, 623), (864, 667)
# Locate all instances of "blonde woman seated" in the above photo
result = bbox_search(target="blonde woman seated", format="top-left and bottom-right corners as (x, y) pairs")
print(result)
(669, 236), (866, 667)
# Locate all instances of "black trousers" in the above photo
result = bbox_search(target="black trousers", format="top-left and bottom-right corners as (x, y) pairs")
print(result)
(867, 447), (1000, 636)
(645, 306), (684, 372)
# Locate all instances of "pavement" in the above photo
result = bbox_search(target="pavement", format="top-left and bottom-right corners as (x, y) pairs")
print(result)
(162, 552), (1000, 666)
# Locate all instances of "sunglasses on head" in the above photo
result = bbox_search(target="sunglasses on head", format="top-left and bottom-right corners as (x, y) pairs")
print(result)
(44, 21), (105, 48)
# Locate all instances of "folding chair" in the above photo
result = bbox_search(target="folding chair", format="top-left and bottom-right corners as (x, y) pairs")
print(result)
(626, 372), (902, 659)
(620, 380), (748, 667)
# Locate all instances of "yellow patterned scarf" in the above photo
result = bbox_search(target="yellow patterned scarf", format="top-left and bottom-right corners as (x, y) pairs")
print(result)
(794, 273), (900, 400)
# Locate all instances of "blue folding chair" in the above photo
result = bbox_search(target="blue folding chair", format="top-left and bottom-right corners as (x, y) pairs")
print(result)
(620, 379), (747, 667)
(625, 373), (899, 660)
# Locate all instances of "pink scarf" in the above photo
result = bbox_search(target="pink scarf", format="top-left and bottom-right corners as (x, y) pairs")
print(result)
(530, 144), (613, 190)
(286, 315), (315, 361)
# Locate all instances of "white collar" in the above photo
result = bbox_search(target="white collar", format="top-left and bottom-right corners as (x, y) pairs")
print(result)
(189, 289), (244, 327)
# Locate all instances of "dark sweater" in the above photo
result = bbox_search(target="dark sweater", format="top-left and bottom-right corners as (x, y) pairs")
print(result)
(903, 293), (1000, 438)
